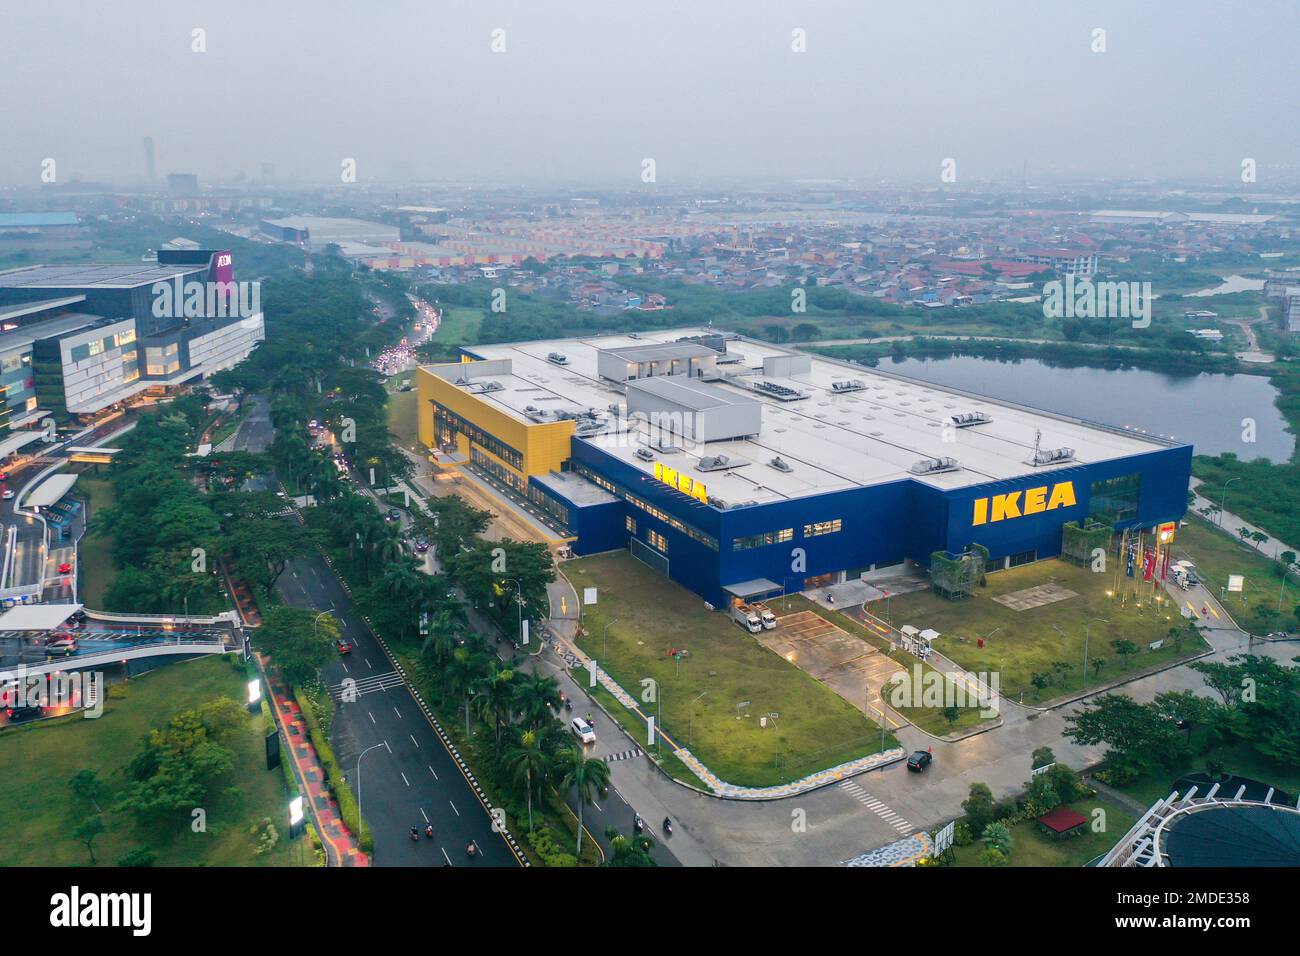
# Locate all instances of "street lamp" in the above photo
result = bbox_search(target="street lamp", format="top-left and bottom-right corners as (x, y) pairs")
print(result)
(355, 742), (384, 849)
(689, 690), (707, 744)
(603, 617), (619, 660)
(313, 608), (335, 640)
(1219, 477), (1241, 528)
(502, 578), (525, 646)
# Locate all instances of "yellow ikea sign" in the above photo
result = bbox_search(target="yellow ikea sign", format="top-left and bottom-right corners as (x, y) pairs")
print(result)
(654, 462), (708, 504)
(972, 481), (1076, 525)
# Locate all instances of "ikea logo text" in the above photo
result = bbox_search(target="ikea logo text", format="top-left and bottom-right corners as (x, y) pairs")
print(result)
(972, 481), (1076, 525)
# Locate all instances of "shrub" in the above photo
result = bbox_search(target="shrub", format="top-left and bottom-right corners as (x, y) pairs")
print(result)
(981, 821), (1014, 856)
(952, 822), (973, 847)
(117, 846), (156, 867)
(980, 847), (1008, 867)
(527, 827), (577, 867)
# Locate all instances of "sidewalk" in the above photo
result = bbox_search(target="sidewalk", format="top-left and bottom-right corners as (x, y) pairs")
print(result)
(1189, 478), (1299, 563)
(259, 658), (370, 867)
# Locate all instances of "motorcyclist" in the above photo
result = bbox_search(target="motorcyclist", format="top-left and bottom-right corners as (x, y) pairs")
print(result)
(409, 826), (419, 840)
(425, 824), (434, 839)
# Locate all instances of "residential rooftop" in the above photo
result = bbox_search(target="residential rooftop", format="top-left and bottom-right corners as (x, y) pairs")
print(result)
(0, 262), (204, 290)
(429, 328), (1181, 505)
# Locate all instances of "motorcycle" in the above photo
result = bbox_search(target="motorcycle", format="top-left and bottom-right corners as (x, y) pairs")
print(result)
(425, 824), (434, 839)
(465, 842), (478, 859)
(663, 817), (673, 836)
(564, 699), (573, 713)
(409, 827), (420, 842)
(633, 814), (644, 834)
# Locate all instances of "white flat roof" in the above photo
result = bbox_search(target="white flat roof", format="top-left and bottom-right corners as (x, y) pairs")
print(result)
(26, 473), (78, 508)
(440, 328), (1177, 504)
(0, 603), (81, 631)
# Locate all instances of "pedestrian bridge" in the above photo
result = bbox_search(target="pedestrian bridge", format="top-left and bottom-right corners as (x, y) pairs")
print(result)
(13, 635), (233, 678)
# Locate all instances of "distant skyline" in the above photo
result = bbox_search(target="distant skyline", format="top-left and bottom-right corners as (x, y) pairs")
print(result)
(2, 0), (1297, 189)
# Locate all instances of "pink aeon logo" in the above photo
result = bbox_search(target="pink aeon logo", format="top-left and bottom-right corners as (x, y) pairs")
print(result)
(216, 254), (232, 267)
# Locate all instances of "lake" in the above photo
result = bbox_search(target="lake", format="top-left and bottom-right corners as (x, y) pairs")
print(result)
(882, 355), (1294, 463)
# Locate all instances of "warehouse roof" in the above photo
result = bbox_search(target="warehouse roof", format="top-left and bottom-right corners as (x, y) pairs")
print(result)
(625, 375), (753, 411)
(436, 329), (1181, 504)
(0, 262), (203, 289)
(600, 342), (716, 364)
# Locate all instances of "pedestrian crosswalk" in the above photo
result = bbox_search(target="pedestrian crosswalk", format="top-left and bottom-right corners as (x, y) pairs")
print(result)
(328, 670), (405, 701)
(604, 748), (643, 763)
(839, 779), (914, 835)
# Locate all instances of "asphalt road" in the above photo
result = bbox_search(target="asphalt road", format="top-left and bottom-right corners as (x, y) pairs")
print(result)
(274, 548), (520, 866)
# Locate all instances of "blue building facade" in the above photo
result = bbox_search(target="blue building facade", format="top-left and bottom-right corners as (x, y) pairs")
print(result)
(526, 437), (1192, 609)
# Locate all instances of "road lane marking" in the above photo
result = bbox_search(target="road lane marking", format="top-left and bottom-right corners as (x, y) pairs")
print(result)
(383, 740), (392, 754)
(428, 765), (438, 780)
(410, 733), (420, 748)
(368, 711), (375, 724)
(449, 800), (460, 817)
(394, 705), (403, 719)
(420, 807), (429, 823)
(401, 772), (410, 787)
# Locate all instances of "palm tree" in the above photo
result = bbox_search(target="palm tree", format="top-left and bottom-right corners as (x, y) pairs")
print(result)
(554, 748), (610, 856)
(504, 728), (549, 831)
(604, 826), (656, 867)
(471, 661), (515, 746)
(512, 672), (560, 730)
(446, 647), (487, 737)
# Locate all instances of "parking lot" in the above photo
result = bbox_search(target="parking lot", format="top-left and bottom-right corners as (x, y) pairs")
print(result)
(758, 610), (904, 729)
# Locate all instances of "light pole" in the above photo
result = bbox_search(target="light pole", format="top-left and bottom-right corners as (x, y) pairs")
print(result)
(313, 608), (335, 640)
(603, 617), (619, 660)
(1219, 477), (1240, 528)
(689, 690), (707, 744)
(1083, 617), (1108, 689)
(355, 741), (384, 848)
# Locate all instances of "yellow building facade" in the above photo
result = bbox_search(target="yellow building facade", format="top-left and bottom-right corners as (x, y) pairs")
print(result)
(416, 363), (575, 493)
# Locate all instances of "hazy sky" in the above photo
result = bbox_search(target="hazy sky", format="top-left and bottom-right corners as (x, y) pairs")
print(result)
(2, 0), (1296, 188)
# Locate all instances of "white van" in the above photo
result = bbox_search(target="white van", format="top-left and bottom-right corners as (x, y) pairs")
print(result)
(570, 716), (596, 745)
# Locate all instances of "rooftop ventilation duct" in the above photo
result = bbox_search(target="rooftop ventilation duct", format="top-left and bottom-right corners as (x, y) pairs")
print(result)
(950, 411), (993, 427)
(909, 456), (960, 475)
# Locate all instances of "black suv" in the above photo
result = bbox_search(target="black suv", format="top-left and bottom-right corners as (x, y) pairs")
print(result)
(906, 751), (933, 772)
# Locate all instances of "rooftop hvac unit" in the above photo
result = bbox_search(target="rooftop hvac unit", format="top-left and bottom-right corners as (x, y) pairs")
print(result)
(547, 352), (570, 365)
(696, 455), (734, 472)
(754, 380), (807, 401)
(909, 456), (960, 475)
(768, 456), (793, 472)
(830, 379), (866, 392)
(950, 411), (993, 427)
(1031, 446), (1077, 466)
(634, 448), (655, 462)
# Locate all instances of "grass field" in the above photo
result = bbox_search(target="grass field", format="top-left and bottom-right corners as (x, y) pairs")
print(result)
(0, 656), (305, 867)
(1112, 741), (1300, 810)
(76, 475), (117, 609)
(1174, 517), (1294, 633)
(881, 559), (1208, 703)
(566, 553), (896, 787)
(949, 796), (1136, 867)
(431, 307), (483, 348)
(385, 374), (419, 450)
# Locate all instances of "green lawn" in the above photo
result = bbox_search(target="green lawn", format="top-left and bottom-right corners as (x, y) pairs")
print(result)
(567, 553), (895, 788)
(385, 375), (419, 450)
(0, 656), (306, 867)
(431, 307), (483, 348)
(950, 796), (1136, 867)
(881, 559), (1208, 704)
(76, 475), (117, 609)
(1174, 516), (1294, 633)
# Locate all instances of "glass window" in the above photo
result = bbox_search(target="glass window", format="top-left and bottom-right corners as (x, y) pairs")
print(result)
(646, 529), (668, 553)
(803, 519), (842, 537)
(1089, 473), (1140, 525)
(732, 528), (794, 551)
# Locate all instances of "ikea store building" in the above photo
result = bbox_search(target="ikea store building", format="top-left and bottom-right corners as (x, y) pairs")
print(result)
(416, 329), (1191, 609)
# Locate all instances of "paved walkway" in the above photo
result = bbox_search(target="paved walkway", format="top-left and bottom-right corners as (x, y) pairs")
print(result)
(260, 659), (370, 867)
(1189, 478), (1299, 564)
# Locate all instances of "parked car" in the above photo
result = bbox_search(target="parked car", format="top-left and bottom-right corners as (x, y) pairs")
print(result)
(4, 704), (44, 722)
(906, 751), (932, 772)
(570, 716), (596, 745)
(57, 562), (72, 575)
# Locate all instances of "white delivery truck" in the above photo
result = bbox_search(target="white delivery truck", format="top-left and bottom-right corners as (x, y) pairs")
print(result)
(731, 604), (763, 633)
(752, 603), (778, 630)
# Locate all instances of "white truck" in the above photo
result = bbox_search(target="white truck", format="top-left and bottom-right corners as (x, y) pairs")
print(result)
(752, 603), (777, 630)
(731, 604), (763, 633)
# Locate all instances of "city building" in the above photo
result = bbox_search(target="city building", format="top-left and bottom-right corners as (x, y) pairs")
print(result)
(0, 250), (264, 421)
(259, 216), (401, 250)
(416, 329), (1191, 608)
